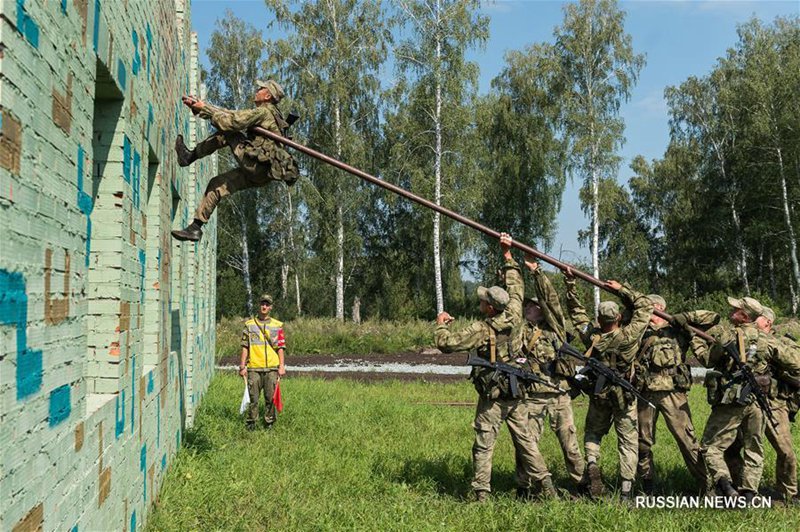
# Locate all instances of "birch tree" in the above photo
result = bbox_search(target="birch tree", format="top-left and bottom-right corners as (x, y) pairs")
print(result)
(266, 0), (391, 319)
(205, 12), (266, 315)
(553, 0), (644, 314)
(390, 0), (488, 314)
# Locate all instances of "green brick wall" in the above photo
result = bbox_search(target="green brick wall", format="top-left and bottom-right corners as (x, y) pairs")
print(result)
(0, 1), (217, 530)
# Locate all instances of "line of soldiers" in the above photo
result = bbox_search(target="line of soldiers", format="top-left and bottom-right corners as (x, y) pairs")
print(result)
(435, 234), (800, 505)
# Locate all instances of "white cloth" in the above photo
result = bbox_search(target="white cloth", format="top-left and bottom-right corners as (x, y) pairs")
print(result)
(239, 380), (250, 415)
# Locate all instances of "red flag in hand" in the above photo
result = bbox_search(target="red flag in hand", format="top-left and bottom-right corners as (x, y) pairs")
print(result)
(272, 380), (283, 413)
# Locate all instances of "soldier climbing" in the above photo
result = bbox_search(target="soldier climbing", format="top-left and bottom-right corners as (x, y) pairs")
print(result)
(171, 79), (299, 242)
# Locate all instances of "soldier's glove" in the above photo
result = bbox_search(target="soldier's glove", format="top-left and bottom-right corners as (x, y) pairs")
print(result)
(671, 312), (689, 328)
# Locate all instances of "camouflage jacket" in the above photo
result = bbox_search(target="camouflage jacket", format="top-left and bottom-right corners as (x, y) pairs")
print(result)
(565, 279), (653, 375)
(197, 102), (288, 163)
(690, 316), (800, 406)
(511, 268), (571, 393)
(775, 335), (800, 413)
(435, 257), (523, 358)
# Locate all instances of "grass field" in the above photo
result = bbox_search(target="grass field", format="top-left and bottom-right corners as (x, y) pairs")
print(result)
(147, 374), (800, 531)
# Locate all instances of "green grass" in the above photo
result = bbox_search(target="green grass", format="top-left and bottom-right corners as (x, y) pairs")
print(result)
(215, 316), (473, 360)
(148, 375), (800, 531)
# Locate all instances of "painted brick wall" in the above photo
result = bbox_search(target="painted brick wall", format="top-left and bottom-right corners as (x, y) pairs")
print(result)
(0, 1), (217, 530)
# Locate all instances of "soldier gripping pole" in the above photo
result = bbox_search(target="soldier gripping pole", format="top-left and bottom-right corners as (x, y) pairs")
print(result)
(254, 126), (779, 427)
(253, 127), (709, 344)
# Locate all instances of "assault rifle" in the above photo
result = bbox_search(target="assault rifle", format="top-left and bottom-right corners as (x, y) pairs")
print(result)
(723, 342), (779, 430)
(466, 355), (566, 398)
(557, 342), (656, 409)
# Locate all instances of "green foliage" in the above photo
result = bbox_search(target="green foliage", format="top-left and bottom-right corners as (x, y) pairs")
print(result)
(266, 0), (393, 320)
(625, 15), (800, 315)
(215, 316), (476, 359)
(148, 375), (800, 530)
(476, 43), (567, 265)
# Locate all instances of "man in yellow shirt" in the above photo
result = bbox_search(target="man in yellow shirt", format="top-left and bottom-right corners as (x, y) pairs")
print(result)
(240, 294), (286, 430)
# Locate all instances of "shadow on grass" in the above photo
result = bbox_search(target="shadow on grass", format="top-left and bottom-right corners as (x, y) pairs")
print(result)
(652, 464), (705, 495)
(183, 425), (214, 454)
(380, 455), (476, 499)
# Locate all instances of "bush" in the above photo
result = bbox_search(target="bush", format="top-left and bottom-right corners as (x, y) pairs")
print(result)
(215, 316), (472, 360)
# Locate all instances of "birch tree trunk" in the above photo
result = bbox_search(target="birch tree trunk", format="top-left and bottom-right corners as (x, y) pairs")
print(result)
(777, 146), (800, 313)
(285, 186), (302, 315)
(432, 0), (444, 315)
(334, 99), (345, 320)
(590, 142), (600, 316)
(240, 217), (253, 315)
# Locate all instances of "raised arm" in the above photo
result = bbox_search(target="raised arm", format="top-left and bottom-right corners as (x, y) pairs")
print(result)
(564, 272), (593, 345)
(526, 256), (566, 342)
(614, 283), (654, 363)
(435, 320), (488, 353)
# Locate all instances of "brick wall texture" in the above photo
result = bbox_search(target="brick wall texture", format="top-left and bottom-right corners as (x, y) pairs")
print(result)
(0, 1), (218, 530)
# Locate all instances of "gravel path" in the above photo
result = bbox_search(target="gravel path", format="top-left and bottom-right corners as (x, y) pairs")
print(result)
(216, 352), (709, 383)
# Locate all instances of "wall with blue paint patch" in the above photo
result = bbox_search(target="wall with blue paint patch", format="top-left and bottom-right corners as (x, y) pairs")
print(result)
(0, 1), (217, 530)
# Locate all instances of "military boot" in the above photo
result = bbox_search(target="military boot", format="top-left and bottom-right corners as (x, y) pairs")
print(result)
(585, 462), (605, 499)
(716, 478), (739, 498)
(175, 135), (197, 167)
(474, 490), (489, 503)
(171, 219), (204, 242)
(739, 490), (756, 507)
(641, 478), (655, 495)
(539, 477), (558, 500)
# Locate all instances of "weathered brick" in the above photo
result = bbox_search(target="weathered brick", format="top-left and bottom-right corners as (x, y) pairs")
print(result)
(1, 1), (217, 530)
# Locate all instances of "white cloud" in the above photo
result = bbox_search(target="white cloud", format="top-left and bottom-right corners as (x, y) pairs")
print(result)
(632, 89), (668, 117)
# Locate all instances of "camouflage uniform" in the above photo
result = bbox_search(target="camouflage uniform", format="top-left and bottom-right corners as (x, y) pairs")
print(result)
(724, 333), (800, 499)
(435, 258), (548, 495)
(190, 81), (298, 223)
(691, 314), (800, 494)
(634, 310), (705, 488)
(565, 279), (653, 487)
(513, 267), (584, 487)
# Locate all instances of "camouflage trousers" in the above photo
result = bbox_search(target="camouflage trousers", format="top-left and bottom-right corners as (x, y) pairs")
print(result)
(724, 403), (796, 498)
(701, 402), (765, 493)
(637, 390), (705, 486)
(515, 393), (584, 486)
(246, 369), (279, 427)
(472, 396), (548, 493)
(193, 131), (272, 223)
(584, 395), (639, 481)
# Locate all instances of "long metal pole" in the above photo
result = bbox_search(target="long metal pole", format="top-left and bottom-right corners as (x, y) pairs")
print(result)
(255, 127), (718, 344)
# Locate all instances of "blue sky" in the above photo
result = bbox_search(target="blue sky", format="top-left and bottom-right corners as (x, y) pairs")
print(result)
(190, 0), (799, 264)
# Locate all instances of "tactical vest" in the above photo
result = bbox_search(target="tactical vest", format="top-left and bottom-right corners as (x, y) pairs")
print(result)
(243, 106), (299, 184)
(469, 322), (516, 399)
(582, 331), (637, 408)
(704, 326), (772, 406)
(636, 326), (692, 392)
(517, 324), (574, 392)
